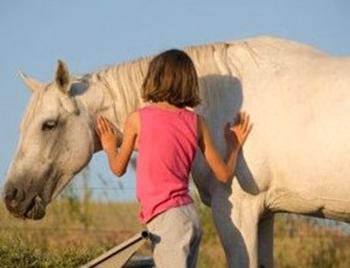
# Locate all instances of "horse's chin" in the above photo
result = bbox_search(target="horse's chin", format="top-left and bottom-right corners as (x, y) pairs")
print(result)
(23, 195), (47, 220)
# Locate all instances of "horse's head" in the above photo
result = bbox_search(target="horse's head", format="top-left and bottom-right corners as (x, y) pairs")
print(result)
(3, 61), (96, 220)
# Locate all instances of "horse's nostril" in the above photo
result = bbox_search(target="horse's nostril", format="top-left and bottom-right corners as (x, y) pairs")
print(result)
(12, 188), (18, 201)
(15, 188), (25, 202)
(4, 185), (25, 207)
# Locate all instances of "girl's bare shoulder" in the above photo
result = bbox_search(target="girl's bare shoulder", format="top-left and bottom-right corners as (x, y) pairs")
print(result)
(125, 111), (140, 134)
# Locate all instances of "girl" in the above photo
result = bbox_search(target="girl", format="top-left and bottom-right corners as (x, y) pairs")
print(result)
(96, 49), (252, 268)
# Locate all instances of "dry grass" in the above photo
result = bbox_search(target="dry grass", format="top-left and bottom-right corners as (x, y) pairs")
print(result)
(274, 215), (350, 268)
(1, 194), (350, 267)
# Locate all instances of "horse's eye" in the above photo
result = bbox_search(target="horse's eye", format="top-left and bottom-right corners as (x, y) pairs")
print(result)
(42, 120), (57, 131)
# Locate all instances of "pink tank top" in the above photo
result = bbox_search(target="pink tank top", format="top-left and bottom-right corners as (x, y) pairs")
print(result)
(136, 105), (198, 224)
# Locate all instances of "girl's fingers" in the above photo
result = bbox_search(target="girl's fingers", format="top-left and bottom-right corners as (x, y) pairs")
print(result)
(242, 123), (253, 143)
(97, 116), (105, 133)
(102, 117), (113, 132)
(96, 117), (103, 133)
(104, 116), (113, 126)
(99, 117), (105, 133)
(248, 123), (253, 135)
(238, 112), (249, 132)
(229, 112), (253, 145)
(107, 119), (114, 132)
(101, 117), (108, 132)
(97, 116), (109, 134)
(243, 114), (250, 132)
(239, 112), (245, 125)
(245, 124), (253, 143)
(239, 111), (246, 125)
(96, 125), (101, 137)
(102, 117), (112, 134)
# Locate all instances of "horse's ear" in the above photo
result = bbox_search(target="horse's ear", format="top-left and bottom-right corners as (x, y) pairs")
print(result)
(18, 71), (44, 92)
(55, 60), (70, 94)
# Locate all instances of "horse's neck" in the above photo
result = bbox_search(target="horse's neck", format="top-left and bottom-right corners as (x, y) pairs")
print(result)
(79, 57), (150, 129)
(77, 41), (238, 129)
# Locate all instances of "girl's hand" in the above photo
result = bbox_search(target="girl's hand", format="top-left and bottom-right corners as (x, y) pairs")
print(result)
(95, 115), (119, 152)
(225, 111), (252, 149)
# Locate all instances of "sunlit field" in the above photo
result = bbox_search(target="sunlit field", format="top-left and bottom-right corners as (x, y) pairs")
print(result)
(1, 182), (350, 267)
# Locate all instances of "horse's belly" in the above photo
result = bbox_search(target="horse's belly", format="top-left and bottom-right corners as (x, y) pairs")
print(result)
(239, 76), (350, 219)
(261, 107), (350, 219)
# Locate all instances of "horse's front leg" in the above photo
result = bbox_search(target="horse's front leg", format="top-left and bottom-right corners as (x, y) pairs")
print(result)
(258, 214), (274, 268)
(211, 183), (265, 268)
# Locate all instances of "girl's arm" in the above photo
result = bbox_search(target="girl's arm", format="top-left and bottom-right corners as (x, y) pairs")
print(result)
(95, 112), (139, 177)
(198, 112), (252, 183)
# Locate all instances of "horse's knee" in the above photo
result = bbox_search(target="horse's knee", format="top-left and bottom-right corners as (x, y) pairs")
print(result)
(211, 191), (267, 268)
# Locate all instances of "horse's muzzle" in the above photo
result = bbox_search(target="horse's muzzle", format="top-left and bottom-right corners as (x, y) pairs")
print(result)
(3, 182), (46, 220)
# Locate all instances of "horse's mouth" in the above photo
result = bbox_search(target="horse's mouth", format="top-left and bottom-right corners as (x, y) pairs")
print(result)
(23, 195), (46, 220)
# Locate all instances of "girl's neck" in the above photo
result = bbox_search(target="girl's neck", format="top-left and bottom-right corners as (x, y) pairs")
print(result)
(151, 101), (183, 111)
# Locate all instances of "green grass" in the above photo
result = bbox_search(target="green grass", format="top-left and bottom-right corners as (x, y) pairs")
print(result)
(0, 235), (100, 268)
(1, 196), (350, 267)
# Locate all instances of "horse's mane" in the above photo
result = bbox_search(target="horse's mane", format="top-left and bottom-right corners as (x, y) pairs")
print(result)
(78, 36), (325, 125)
(81, 41), (235, 123)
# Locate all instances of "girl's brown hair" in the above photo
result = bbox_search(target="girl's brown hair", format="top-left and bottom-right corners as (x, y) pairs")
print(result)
(142, 49), (201, 108)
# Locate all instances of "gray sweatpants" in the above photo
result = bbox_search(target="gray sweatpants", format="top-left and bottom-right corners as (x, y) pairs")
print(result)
(146, 203), (203, 268)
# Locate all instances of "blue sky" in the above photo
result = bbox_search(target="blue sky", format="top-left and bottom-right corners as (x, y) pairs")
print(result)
(1, 1), (349, 201)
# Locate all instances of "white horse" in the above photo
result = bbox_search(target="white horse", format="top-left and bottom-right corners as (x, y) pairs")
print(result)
(3, 36), (350, 267)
